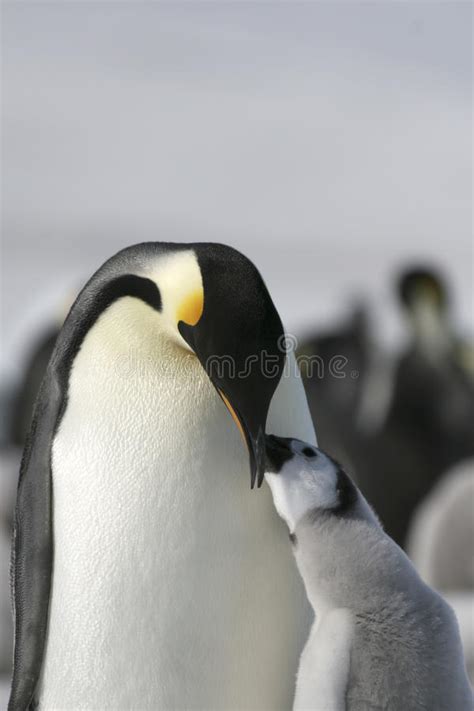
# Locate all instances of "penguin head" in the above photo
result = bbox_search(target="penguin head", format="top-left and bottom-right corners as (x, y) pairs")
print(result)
(60, 242), (286, 488)
(264, 435), (357, 532)
(398, 267), (447, 314)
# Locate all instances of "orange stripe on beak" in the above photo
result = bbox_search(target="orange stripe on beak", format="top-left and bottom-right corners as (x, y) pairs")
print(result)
(218, 390), (247, 446)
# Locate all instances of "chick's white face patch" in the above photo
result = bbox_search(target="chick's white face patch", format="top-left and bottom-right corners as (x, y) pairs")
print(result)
(265, 444), (339, 532)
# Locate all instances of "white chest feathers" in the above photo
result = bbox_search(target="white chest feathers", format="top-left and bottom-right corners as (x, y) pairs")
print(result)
(37, 298), (313, 710)
(294, 609), (354, 711)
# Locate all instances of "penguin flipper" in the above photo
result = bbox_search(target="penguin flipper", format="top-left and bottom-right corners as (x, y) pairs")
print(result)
(8, 376), (57, 711)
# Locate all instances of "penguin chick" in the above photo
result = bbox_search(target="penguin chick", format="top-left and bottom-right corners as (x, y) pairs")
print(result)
(265, 435), (473, 711)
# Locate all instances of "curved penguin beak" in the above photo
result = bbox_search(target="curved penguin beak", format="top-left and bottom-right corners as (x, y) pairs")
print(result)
(178, 320), (280, 489)
(217, 390), (267, 489)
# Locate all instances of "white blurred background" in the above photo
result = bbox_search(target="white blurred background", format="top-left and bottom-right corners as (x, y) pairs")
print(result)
(2, 1), (472, 358)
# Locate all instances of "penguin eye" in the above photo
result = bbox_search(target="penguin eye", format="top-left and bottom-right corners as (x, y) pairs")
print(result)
(302, 447), (317, 459)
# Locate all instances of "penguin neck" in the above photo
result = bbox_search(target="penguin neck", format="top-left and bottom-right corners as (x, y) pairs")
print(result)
(410, 300), (451, 361)
(292, 507), (388, 615)
(60, 295), (196, 389)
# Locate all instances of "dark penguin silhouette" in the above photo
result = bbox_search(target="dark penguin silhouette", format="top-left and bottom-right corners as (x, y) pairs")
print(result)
(297, 306), (370, 468)
(358, 267), (474, 545)
(8, 328), (60, 448)
(300, 267), (474, 547)
(1, 290), (74, 451)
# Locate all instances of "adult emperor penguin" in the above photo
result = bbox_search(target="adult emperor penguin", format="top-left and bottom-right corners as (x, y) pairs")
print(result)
(9, 243), (315, 711)
(264, 436), (473, 711)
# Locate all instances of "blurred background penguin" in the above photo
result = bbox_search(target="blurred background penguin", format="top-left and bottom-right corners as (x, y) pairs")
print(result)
(300, 266), (474, 548)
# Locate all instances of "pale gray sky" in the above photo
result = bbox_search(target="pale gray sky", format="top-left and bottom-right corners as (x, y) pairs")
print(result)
(1, 1), (472, 363)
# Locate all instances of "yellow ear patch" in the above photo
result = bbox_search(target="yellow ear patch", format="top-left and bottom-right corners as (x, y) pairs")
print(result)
(177, 288), (204, 326)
